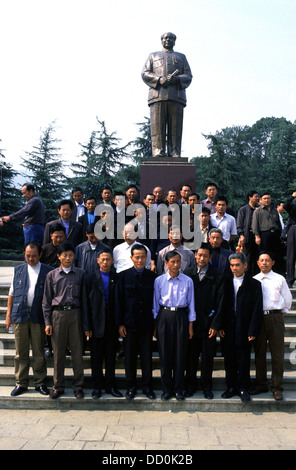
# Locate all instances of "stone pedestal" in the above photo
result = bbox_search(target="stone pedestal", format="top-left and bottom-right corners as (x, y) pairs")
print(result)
(140, 157), (196, 199)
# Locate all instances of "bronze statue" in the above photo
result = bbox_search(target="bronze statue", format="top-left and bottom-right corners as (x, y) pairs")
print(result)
(142, 32), (192, 158)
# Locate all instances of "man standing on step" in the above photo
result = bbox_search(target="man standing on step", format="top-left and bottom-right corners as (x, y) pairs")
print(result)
(82, 248), (122, 399)
(221, 252), (263, 402)
(251, 251), (292, 400)
(42, 241), (85, 399)
(115, 244), (156, 400)
(153, 250), (195, 401)
(6, 242), (53, 396)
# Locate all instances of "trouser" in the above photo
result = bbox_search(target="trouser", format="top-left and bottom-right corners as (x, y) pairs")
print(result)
(223, 341), (252, 392)
(124, 331), (153, 392)
(253, 312), (285, 392)
(51, 308), (84, 391)
(90, 332), (118, 390)
(150, 101), (184, 157)
(156, 307), (189, 394)
(260, 230), (283, 273)
(23, 224), (44, 246)
(185, 334), (216, 392)
(13, 320), (47, 387)
(243, 232), (260, 276)
(286, 225), (296, 286)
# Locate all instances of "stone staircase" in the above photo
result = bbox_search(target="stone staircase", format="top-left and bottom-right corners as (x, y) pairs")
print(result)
(1, 277), (296, 411)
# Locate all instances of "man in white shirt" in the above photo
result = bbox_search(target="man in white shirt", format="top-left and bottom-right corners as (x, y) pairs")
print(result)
(113, 222), (151, 273)
(252, 251), (292, 400)
(210, 196), (237, 248)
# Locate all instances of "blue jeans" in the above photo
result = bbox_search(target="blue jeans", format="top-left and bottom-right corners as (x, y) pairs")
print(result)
(23, 224), (44, 246)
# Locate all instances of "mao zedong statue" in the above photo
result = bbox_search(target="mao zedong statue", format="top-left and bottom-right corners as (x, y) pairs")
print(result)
(142, 32), (192, 158)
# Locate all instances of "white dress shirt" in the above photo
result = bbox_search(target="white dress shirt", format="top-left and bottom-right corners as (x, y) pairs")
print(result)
(253, 270), (292, 313)
(113, 241), (151, 273)
(233, 274), (245, 310)
(210, 212), (237, 241)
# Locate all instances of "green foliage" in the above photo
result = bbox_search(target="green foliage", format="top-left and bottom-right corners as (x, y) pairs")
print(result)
(193, 117), (296, 212)
(21, 121), (66, 222)
(69, 118), (130, 197)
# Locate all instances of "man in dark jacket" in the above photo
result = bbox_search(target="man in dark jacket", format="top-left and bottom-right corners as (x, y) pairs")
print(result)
(82, 248), (122, 398)
(236, 190), (260, 276)
(6, 242), (53, 396)
(115, 244), (156, 400)
(221, 252), (263, 402)
(184, 243), (225, 399)
(74, 223), (110, 276)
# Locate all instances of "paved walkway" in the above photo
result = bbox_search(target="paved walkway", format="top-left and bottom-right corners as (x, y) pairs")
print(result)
(0, 408), (296, 450)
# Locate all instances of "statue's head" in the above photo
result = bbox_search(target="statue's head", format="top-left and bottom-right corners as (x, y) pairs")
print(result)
(161, 32), (176, 49)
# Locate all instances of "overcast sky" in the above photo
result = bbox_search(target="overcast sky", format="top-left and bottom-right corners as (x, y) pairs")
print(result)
(1, 0), (296, 178)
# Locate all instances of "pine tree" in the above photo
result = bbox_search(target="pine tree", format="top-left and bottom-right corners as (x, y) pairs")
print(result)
(21, 122), (66, 222)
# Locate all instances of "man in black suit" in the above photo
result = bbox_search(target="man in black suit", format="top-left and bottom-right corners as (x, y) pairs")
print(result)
(115, 244), (156, 400)
(71, 187), (86, 222)
(221, 252), (263, 402)
(74, 223), (110, 276)
(236, 190), (260, 276)
(208, 228), (233, 278)
(82, 248), (122, 398)
(43, 200), (83, 248)
(184, 243), (225, 399)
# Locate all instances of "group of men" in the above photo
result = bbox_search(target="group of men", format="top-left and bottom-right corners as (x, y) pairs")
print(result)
(3, 181), (295, 403)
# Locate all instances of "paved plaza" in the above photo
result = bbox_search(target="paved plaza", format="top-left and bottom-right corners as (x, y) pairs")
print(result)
(0, 408), (296, 450)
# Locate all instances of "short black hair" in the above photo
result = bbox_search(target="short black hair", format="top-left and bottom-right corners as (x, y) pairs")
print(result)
(197, 242), (212, 255)
(24, 241), (42, 255)
(49, 223), (66, 235)
(131, 244), (147, 256)
(58, 199), (74, 210)
(57, 241), (75, 255)
(165, 249), (181, 262)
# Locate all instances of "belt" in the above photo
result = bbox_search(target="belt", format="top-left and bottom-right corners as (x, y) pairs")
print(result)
(53, 305), (79, 311)
(23, 223), (43, 226)
(160, 305), (187, 312)
(263, 309), (282, 315)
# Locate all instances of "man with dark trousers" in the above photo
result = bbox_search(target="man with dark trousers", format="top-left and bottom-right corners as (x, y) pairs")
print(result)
(115, 244), (156, 400)
(221, 252), (263, 402)
(82, 248), (122, 398)
(184, 243), (225, 399)
(283, 191), (296, 287)
(153, 250), (195, 401)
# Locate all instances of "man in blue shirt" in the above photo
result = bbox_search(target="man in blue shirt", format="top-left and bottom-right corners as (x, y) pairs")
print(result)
(153, 250), (196, 400)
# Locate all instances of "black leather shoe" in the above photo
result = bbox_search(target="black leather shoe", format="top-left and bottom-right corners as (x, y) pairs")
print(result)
(35, 385), (50, 395)
(92, 389), (101, 399)
(74, 389), (84, 399)
(183, 389), (194, 398)
(144, 389), (156, 400)
(221, 387), (239, 399)
(11, 386), (28, 397)
(49, 389), (64, 399)
(106, 387), (123, 398)
(175, 392), (185, 401)
(125, 388), (136, 400)
(240, 390), (251, 402)
(161, 392), (172, 401)
(203, 389), (214, 399)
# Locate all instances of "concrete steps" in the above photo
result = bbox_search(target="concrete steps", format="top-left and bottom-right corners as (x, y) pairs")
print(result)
(1, 275), (296, 411)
